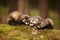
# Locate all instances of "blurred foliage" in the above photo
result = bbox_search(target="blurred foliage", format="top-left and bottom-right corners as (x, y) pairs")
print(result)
(0, 6), (9, 16)
(48, 0), (56, 10)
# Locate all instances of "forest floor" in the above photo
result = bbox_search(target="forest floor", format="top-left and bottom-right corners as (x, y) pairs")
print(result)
(0, 24), (60, 40)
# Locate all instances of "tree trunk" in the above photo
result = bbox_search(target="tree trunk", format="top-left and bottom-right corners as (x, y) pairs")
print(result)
(9, 0), (18, 13)
(18, 0), (24, 14)
(24, 0), (30, 15)
(39, 0), (48, 18)
(18, 0), (30, 15)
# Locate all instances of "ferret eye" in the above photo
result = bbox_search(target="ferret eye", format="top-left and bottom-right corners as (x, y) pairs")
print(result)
(22, 19), (26, 22)
(23, 18), (25, 20)
(30, 23), (32, 24)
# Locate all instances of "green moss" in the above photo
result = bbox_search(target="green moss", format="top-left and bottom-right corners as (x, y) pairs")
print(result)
(0, 24), (60, 40)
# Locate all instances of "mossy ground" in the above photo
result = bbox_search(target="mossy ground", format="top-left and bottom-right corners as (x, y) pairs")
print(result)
(0, 24), (60, 40)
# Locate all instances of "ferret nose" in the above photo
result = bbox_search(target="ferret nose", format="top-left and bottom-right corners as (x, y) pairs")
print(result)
(30, 23), (33, 26)
(25, 22), (29, 25)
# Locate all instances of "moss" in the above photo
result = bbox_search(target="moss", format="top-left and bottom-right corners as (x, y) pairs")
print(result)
(0, 24), (60, 40)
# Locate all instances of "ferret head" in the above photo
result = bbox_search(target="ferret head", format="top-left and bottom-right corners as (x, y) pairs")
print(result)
(29, 16), (42, 27)
(22, 15), (30, 25)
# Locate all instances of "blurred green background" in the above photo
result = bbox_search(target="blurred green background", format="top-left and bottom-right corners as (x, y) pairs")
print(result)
(0, 0), (60, 28)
